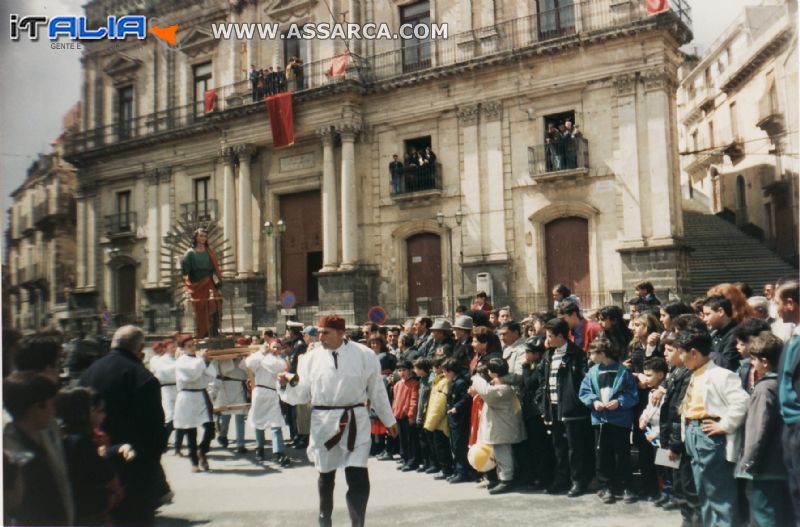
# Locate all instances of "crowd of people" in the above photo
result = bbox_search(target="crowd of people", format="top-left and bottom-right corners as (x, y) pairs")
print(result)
(545, 119), (583, 172)
(388, 146), (438, 194)
(3, 278), (799, 527)
(249, 57), (305, 102)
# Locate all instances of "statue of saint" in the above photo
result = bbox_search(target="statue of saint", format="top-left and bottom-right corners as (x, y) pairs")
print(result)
(182, 228), (223, 338)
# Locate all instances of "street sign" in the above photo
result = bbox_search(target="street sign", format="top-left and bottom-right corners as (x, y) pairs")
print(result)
(367, 306), (387, 325)
(279, 290), (297, 309)
(280, 308), (297, 316)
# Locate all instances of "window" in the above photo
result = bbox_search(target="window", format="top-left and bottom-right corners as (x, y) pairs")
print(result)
(194, 177), (210, 204)
(283, 26), (308, 67)
(192, 177), (212, 221)
(117, 190), (132, 232)
(537, 0), (576, 40)
(400, 1), (431, 73)
(729, 101), (738, 139)
(193, 62), (213, 115)
(117, 85), (133, 139)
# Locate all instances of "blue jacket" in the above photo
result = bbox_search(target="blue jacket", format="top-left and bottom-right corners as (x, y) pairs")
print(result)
(578, 362), (639, 427)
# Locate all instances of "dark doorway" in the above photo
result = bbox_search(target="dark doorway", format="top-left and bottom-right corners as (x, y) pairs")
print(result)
(279, 190), (322, 304)
(406, 233), (443, 315)
(115, 264), (136, 317)
(545, 217), (590, 303)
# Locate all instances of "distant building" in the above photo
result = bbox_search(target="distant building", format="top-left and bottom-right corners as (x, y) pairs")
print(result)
(677, 0), (798, 264)
(5, 142), (78, 332)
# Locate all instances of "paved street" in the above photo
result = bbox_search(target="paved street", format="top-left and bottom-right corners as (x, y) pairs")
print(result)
(156, 432), (682, 527)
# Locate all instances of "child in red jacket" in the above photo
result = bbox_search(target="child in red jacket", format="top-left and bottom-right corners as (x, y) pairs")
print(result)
(392, 360), (421, 471)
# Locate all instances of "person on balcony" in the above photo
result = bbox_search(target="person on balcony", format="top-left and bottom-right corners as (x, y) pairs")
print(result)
(421, 146), (437, 186)
(563, 120), (581, 169)
(293, 58), (304, 91)
(389, 154), (404, 194)
(181, 228), (223, 339)
(545, 123), (562, 172)
(249, 65), (259, 102)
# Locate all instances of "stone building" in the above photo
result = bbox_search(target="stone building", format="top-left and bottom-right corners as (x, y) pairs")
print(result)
(677, 0), (798, 264)
(64, 0), (692, 333)
(5, 145), (78, 332)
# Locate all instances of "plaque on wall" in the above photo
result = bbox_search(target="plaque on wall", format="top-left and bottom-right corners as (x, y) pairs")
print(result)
(279, 153), (315, 172)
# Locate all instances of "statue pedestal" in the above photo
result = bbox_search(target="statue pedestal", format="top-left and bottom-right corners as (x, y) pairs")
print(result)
(197, 336), (236, 350)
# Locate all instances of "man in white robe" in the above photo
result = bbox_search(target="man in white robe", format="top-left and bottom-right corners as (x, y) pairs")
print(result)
(279, 315), (397, 527)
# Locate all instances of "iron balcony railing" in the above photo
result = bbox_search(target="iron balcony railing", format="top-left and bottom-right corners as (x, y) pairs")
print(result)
(529, 137), (589, 178)
(65, 0), (690, 155)
(390, 163), (442, 196)
(180, 199), (218, 223)
(105, 212), (137, 236)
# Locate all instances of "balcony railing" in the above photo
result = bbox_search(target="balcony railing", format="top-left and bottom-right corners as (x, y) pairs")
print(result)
(529, 137), (589, 179)
(65, 0), (690, 156)
(180, 199), (218, 223)
(105, 212), (137, 236)
(390, 164), (442, 197)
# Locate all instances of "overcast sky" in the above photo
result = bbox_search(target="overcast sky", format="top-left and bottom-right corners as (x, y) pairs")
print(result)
(0, 0), (769, 220)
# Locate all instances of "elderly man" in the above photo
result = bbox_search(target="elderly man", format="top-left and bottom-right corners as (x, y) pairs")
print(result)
(452, 316), (473, 367)
(278, 315), (397, 527)
(430, 319), (455, 358)
(413, 316), (436, 358)
(81, 325), (167, 527)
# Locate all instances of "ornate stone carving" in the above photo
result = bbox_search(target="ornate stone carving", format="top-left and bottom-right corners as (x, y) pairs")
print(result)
(642, 68), (674, 92)
(317, 127), (336, 146)
(178, 28), (219, 58)
(482, 101), (503, 121)
(103, 54), (141, 84)
(614, 73), (637, 97)
(264, 0), (319, 23)
(220, 147), (236, 164)
(457, 105), (480, 126)
(234, 144), (258, 160)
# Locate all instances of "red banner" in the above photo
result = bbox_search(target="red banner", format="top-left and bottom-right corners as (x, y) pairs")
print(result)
(328, 53), (350, 77)
(265, 92), (294, 148)
(646, 0), (669, 16)
(204, 89), (216, 112)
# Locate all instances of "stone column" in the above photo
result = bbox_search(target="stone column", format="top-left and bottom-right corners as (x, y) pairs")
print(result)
(483, 102), (506, 257)
(339, 128), (358, 270)
(158, 169), (172, 284)
(86, 193), (97, 287)
(458, 105), (482, 259)
(145, 171), (160, 285)
(615, 73), (644, 244)
(319, 129), (339, 271)
(221, 147), (237, 276)
(76, 195), (86, 288)
(236, 144), (256, 275)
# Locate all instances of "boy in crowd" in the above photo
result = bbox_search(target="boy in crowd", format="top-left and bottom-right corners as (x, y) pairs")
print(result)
(392, 360), (421, 472)
(537, 318), (593, 497)
(702, 296), (741, 372)
(733, 318), (772, 393)
(520, 336), (554, 488)
(736, 332), (794, 526)
(413, 358), (434, 473)
(678, 328), (749, 527)
(443, 358), (473, 483)
(638, 357), (670, 505)
(424, 356), (452, 480)
(578, 338), (639, 504)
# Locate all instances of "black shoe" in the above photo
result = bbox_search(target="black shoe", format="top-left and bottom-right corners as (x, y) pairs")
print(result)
(567, 483), (586, 498)
(623, 490), (638, 504)
(235, 445), (247, 454)
(319, 514), (332, 527)
(255, 447), (265, 461)
(424, 466), (439, 474)
(217, 436), (229, 448)
(279, 454), (291, 468)
(416, 465), (428, 473)
(546, 483), (570, 495)
(448, 474), (470, 484)
(598, 488), (616, 504)
(376, 451), (393, 461)
(401, 464), (418, 472)
(661, 499), (680, 511)
(488, 481), (513, 495)
(653, 493), (670, 506)
(433, 472), (450, 480)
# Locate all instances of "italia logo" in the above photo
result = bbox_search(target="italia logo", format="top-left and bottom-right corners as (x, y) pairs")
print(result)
(9, 14), (179, 45)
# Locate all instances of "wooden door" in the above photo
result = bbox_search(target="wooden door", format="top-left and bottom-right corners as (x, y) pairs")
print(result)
(116, 264), (136, 316)
(407, 233), (442, 315)
(545, 217), (590, 302)
(279, 190), (322, 304)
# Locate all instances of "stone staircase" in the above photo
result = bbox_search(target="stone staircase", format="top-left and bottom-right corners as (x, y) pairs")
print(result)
(682, 199), (797, 297)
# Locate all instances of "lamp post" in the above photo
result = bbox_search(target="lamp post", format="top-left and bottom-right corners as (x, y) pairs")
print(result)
(436, 208), (463, 320)
(263, 219), (287, 308)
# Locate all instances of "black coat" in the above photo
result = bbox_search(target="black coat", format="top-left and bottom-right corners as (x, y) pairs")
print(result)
(80, 348), (166, 511)
(63, 432), (116, 525)
(389, 160), (403, 178)
(446, 372), (472, 421)
(659, 366), (692, 453)
(522, 362), (544, 420)
(289, 338), (308, 374)
(452, 339), (472, 368)
(536, 342), (589, 423)
(711, 321), (741, 372)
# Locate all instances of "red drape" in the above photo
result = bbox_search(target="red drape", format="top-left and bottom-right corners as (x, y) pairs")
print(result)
(328, 53), (350, 77)
(204, 89), (216, 112)
(265, 92), (294, 148)
(646, 0), (669, 16)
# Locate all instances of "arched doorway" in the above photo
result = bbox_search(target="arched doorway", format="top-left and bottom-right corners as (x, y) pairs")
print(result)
(406, 233), (442, 316)
(115, 264), (136, 319)
(545, 217), (590, 302)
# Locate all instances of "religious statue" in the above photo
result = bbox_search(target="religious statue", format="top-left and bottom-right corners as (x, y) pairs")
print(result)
(182, 228), (223, 338)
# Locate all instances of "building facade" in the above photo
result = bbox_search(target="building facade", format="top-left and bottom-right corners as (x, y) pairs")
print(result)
(677, 0), (798, 264)
(5, 147), (78, 332)
(65, 0), (692, 333)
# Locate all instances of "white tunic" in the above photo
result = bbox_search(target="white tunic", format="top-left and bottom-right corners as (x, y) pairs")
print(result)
(213, 358), (249, 415)
(151, 354), (178, 423)
(280, 340), (397, 472)
(245, 350), (287, 430)
(174, 354), (217, 429)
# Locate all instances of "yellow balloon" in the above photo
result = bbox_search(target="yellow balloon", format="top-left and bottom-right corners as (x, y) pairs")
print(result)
(468, 442), (496, 472)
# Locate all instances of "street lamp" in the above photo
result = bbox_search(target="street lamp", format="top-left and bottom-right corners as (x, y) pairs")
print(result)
(436, 209), (464, 320)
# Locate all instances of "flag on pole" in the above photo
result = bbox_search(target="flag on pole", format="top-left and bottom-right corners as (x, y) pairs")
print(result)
(328, 53), (350, 77)
(265, 92), (294, 148)
(646, 0), (669, 16)
(204, 89), (217, 112)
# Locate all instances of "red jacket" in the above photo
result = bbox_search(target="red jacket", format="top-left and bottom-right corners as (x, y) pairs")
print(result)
(392, 377), (420, 421)
(569, 319), (602, 353)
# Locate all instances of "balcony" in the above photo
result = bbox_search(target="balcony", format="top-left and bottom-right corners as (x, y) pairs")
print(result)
(528, 137), (589, 181)
(64, 1), (690, 160)
(390, 165), (442, 202)
(18, 214), (32, 234)
(757, 96), (784, 141)
(180, 199), (218, 223)
(684, 144), (724, 175)
(33, 196), (74, 226)
(681, 83), (716, 125)
(105, 212), (137, 237)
